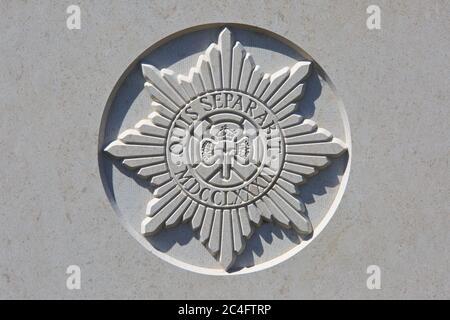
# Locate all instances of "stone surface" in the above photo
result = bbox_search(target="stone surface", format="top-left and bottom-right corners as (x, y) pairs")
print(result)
(0, 0), (449, 298)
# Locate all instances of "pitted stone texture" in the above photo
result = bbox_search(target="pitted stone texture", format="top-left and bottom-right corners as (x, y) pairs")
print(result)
(0, 0), (448, 299)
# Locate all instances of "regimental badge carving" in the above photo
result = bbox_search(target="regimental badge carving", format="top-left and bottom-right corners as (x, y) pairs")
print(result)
(104, 28), (347, 271)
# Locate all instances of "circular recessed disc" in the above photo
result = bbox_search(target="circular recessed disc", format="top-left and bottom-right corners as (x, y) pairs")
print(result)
(98, 24), (351, 275)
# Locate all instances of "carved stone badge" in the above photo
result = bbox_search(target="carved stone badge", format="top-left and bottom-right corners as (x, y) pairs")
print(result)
(100, 26), (351, 274)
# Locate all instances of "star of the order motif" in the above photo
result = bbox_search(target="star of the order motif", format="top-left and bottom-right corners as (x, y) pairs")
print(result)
(104, 28), (347, 271)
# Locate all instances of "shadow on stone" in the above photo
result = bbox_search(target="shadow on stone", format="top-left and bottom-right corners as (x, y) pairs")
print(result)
(148, 223), (195, 253)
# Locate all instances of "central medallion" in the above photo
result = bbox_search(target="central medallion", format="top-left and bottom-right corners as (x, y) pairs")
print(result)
(167, 90), (284, 209)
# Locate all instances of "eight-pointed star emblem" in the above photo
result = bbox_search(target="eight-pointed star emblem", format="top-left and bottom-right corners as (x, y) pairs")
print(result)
(104, 28), (347, 271)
